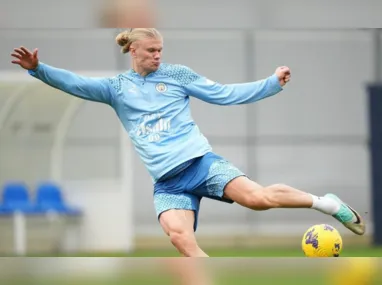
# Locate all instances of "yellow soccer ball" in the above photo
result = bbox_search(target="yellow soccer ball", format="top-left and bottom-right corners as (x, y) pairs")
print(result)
(302, 224), (343, 257)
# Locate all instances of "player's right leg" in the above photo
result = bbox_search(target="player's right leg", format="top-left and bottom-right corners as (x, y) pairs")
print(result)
(154, 192), (208, 257)
(159, 208), (208, 257)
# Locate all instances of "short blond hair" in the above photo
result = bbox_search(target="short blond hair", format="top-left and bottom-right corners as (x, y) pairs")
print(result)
(116, 28), (162, 54)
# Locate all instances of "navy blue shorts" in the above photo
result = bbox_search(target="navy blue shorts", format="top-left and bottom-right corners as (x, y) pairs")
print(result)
(153, 152), (245, 231)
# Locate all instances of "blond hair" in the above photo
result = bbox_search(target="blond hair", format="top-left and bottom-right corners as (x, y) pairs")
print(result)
(116, 28), (162, 54)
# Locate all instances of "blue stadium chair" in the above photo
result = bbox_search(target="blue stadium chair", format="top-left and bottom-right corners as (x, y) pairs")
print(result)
(1, 182), (42, 214)
(0, 205), (11, 215)
(35, 182), (82, 216)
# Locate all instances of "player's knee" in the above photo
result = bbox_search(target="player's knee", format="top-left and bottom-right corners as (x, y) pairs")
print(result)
(266, 183), (291, 199)
(159, 210), (200, 255)
(244, 190), (272, 211)
(169, 230), (187, 247)
(262, 183), (290, 207)
(267, 183), (289, 192)
(246, 184), (289, 210)
(169, 229), (198, 254)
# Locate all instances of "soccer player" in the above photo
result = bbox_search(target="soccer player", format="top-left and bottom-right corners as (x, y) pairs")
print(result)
(11, 28), (365, 257)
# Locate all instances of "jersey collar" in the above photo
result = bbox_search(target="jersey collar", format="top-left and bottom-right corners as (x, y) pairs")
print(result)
(127, 64), (163, 79)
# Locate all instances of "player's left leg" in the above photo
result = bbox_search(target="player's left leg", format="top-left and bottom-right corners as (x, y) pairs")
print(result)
(189, 152), (365, 236)
(223, 176), (365, 236)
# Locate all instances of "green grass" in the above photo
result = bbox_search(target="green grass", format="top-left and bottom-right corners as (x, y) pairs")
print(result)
(7, 262), (382, 285)
(6, 246), (382, 285)
(129, 245), (382, 257)
(23, 245), (382, 257)
(1, 275), (335, 285)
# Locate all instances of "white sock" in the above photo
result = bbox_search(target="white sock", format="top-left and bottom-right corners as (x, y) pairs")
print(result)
(310, 194), (341, 215)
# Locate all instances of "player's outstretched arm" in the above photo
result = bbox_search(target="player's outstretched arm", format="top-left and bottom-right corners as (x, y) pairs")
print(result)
(11, 46), (116, 105)
(184, 66), (291, 106)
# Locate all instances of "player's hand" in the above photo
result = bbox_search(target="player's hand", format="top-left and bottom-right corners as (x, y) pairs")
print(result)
(275, 66), (291, 87)
(11, 46), (39, 70)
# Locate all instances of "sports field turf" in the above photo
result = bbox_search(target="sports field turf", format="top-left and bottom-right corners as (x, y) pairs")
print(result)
(44, 245), (382, 257)
(16, 271), (382, 285)
(5, 246), (381, 285)
(8, 251), (382, 285)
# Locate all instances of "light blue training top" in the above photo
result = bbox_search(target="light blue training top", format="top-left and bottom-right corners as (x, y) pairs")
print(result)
(28, 63), (283, 182)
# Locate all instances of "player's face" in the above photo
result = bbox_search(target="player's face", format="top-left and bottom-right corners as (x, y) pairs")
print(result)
(134, 37), (163, 73)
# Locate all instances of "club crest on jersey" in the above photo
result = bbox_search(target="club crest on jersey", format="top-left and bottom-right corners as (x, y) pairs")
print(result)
(156, 83), (167, 93)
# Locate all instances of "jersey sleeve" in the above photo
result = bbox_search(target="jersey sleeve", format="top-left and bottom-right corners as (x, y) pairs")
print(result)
(175, 65), (283, 105)
(28, 62), (117, 105)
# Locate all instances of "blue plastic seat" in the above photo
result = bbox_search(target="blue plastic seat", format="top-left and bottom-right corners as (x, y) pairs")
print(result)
(1, 182), (42, 214)
(35, 182), (82, 216)
(0, 205), (11, 215)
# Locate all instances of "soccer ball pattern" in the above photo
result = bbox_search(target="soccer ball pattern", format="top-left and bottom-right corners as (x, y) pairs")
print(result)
(302, 224), (343, 257)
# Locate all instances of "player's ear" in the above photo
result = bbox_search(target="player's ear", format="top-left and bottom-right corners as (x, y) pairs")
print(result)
(130, 47), (136, 57)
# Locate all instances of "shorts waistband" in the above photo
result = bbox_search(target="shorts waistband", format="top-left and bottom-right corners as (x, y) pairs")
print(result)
(157, 158), (197, 182)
